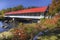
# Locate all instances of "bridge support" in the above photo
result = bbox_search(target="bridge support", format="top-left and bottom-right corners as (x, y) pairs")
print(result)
(12, 18), (16, 27)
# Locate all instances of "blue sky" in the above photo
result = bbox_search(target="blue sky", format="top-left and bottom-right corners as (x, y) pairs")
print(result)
(0, 0), (52, 10)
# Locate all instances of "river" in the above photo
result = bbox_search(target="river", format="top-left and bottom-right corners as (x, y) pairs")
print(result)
(0, 21), (13, 32)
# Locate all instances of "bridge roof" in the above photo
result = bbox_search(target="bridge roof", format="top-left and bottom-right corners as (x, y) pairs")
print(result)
(5, 6), (48, 15)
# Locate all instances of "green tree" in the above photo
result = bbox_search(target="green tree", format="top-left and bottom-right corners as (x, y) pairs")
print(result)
(16, 5), (24, 10)
(6, 8), (12, 12)
(27, 6), (37, 9)
(0, 10), (6, 16)
(11, 5), (24, 11)
(11, 7), (17, 11)
(57, 19), (60, 27)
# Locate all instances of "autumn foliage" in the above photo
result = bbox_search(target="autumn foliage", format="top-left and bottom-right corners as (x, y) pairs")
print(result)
(12, 29), (28, 40)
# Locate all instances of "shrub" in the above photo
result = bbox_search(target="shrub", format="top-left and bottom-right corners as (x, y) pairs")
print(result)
(37, 35), (58, 40)
(12, 29), (28, 40)
(0, 31), (14, 40)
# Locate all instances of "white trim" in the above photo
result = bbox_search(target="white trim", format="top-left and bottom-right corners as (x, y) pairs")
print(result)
(4, 16), (44, 19)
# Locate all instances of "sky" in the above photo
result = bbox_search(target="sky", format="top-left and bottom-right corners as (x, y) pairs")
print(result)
(0, 0), (52, 10)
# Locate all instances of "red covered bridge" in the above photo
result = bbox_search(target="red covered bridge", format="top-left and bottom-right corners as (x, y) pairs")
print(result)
(5, 6), (48, 19)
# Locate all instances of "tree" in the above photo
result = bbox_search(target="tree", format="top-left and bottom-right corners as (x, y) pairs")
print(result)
(6, 8), (12, 12)
(27, 6), (37, 9)
(11, 5), (24, 11)
(57, 19), (60, 27)
(49, 0), (60, 17)
(11, 7), (17, 11)
(16, 5), (24, 10)
(0, 10), (6, 16)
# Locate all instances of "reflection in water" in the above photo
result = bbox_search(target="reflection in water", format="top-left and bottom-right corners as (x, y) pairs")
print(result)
(0, 21), (13, 32)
